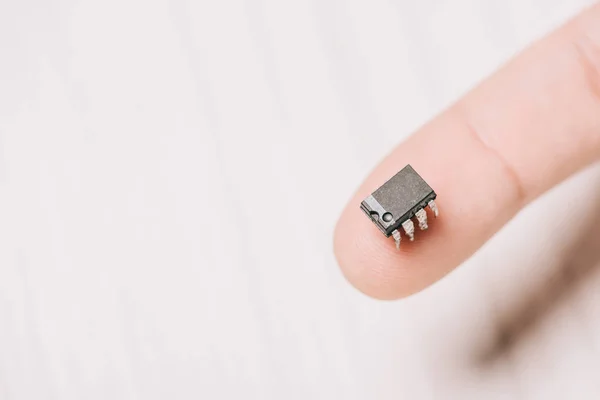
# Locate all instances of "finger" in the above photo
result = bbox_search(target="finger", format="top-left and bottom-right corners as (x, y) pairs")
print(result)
(334, 4), (600, 300)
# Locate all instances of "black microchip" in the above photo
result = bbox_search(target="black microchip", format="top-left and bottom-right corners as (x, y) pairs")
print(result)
(360, 165), (438, 247)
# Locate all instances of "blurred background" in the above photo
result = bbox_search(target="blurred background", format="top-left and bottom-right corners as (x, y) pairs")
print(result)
(1, 0), (600, 399)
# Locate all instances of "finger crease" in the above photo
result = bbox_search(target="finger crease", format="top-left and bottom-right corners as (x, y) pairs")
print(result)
(459, 109), (527, 207)
(573, 31), (600, 106)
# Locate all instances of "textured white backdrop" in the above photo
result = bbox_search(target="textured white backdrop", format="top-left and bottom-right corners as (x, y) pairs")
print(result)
(1, 0), (600, 399)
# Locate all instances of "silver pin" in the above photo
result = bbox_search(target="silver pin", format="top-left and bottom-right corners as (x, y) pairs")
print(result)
(415, 209), (428, 230)
(401, 219), (415, 241)
(428, 200), (439, 217)
(392, 229), (402, 250)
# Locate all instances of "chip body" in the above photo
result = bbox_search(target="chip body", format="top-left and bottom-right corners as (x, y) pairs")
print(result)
(360, 165), (438, 248)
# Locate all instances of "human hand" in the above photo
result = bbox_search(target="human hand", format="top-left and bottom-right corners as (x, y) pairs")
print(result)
(334, 3), (600, 300)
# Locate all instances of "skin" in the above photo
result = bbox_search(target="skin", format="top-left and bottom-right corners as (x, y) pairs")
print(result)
(334, 3), (600, 300)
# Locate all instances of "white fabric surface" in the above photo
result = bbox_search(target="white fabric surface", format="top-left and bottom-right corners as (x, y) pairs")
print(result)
(1, 0), (599, 398)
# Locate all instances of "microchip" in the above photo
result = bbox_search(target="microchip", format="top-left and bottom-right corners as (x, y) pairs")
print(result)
(360, 165), (438, 249)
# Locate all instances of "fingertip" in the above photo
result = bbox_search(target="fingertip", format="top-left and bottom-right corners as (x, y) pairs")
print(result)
(333, 112), (521, 299)
(334, 195), (445, 300)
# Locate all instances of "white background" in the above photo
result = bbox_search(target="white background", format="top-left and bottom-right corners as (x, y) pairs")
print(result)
(1, 0), (600, 399)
